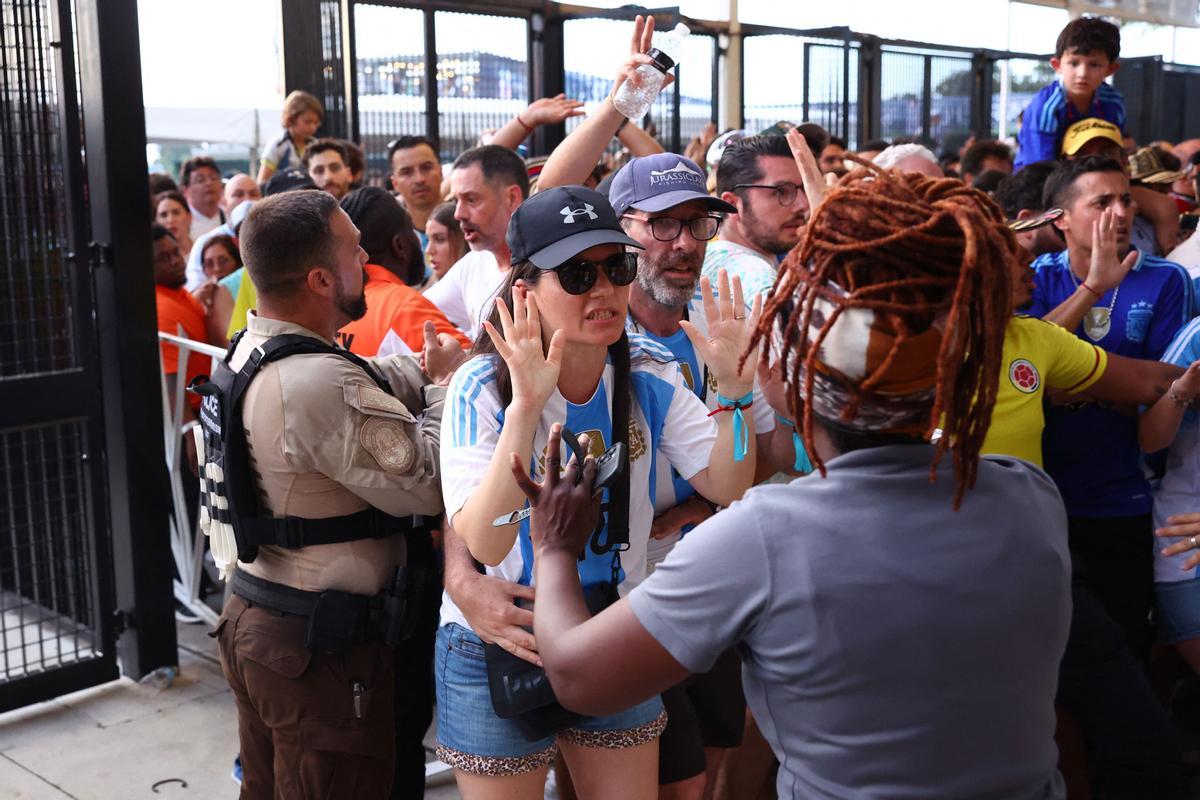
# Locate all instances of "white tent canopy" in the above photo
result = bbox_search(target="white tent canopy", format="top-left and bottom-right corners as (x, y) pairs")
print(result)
(144, 105), (280, 147)
(138, 0), (285, 147)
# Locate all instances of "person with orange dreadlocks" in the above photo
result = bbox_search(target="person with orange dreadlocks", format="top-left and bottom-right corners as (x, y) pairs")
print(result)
(506, 166), (1073, 799)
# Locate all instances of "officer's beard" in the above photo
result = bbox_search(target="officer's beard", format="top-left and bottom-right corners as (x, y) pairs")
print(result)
(335, 269), (368, 322)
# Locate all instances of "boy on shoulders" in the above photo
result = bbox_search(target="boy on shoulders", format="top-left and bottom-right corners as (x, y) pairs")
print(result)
(1016, 17), (1124, 171)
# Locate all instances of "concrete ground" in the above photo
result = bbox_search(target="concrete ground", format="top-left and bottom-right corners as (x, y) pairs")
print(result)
(0, 620), (461, 799)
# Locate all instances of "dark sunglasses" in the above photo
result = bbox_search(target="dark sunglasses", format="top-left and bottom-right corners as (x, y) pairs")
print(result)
(552, 251), (639, 295)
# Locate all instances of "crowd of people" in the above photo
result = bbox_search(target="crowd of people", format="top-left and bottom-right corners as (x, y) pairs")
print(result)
(146, 12), (1200, 800)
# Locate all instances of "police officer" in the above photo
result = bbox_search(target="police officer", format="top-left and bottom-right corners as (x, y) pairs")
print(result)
(207, 190), (460, 799)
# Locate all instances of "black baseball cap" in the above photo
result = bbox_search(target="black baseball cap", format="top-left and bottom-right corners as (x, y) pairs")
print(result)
(264, 168), (316, 196)
(507, 186), (643, 269)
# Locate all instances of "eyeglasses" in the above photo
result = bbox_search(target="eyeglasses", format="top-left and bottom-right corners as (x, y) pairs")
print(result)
(734, 182), (801, 206)
(621, 214), (723, 242)
(188, 173), (222, 186)
(552, 252), (639, 295)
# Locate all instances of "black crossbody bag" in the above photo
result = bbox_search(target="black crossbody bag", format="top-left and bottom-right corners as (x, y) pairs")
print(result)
(483, 356), (633, 742)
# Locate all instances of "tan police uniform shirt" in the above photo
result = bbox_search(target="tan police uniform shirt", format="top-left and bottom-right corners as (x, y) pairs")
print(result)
(232, 311), (445, 596)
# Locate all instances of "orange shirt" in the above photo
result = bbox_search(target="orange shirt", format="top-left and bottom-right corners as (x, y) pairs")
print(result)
(156, 284), (209, 410)
(338, 263), (470, 357)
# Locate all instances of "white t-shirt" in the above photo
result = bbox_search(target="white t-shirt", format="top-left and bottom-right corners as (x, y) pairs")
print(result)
(423, 249), (507, 343)
(189, 206), (224, 241)
(701, 239), (778, 300)
(626, 287), (774, 569)
(438, 334), (719, 633)
(1167, 234), (1200, 311)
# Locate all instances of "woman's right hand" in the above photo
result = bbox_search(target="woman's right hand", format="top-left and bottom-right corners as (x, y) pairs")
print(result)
(482, 286), (564, 412)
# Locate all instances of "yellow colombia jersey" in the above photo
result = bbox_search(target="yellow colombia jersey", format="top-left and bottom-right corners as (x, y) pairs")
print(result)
(982, 315), (1107, 467)
(227, 269), (258, 340)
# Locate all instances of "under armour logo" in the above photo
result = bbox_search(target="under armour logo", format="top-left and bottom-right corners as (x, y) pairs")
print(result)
(560, 204), (598, 223)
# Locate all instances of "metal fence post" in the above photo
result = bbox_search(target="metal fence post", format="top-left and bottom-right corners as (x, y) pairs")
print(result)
(858, 35), (881, 144)
(537, 11), (566, 156)
(76, 0), (178, 680)
(281, 0), (349, 139)
(423, 9), (439, 153)
(971, 52), (994, 138)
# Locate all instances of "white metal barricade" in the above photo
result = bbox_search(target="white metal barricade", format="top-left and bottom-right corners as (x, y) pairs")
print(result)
(158, 329), (225, 627)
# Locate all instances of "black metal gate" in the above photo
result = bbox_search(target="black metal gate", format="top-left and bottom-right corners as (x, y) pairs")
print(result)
(0, 0), (176, 712)
(1115, 55), (1200, 147)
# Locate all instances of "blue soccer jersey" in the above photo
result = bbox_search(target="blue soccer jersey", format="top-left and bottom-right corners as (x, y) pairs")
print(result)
(1015, 80), (1126, 170)
(1029, 248), (1194, 516)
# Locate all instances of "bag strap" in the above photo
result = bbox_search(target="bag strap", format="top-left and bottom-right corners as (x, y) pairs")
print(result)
(589, 337), (631, 556)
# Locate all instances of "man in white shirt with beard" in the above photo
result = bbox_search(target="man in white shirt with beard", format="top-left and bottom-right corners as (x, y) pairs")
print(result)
(424, 145), (529, 342)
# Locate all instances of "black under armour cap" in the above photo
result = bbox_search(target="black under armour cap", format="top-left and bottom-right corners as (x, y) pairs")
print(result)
(507, 186), (643, 269)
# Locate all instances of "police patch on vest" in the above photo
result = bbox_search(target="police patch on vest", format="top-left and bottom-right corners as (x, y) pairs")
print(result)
(360, 417), (415, 473)
(1126, 302), (1154, 343)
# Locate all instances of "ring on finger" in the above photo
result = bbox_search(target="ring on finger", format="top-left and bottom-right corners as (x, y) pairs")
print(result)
(1192, 534), (1200, 549)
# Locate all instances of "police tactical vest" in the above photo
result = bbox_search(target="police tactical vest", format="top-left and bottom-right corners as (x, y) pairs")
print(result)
(189, 331), (423, 565)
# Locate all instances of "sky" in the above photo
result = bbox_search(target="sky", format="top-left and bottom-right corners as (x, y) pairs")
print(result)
(137, 0), (1200, 116)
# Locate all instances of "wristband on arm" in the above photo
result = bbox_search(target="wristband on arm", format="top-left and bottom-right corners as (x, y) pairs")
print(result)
(775, 413), (814, 473)
(709, 391), (754, 462)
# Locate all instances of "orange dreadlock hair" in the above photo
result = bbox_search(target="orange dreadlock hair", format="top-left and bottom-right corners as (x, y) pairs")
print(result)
(751, 163), (1018, 508)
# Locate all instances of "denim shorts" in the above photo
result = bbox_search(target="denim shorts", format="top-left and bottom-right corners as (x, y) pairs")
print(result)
(434, 623), (666, 776)
(1156, 577), (1200, 644)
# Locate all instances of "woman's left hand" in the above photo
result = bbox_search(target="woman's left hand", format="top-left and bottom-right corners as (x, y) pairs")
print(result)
(680, 269), (763, 398)
(1156, 512), (1200, 572)
(509, 423), (601, 558)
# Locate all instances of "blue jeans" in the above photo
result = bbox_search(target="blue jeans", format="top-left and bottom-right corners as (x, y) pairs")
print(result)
(1156, 576), (1200, 644)
(434, 623), (665, 775)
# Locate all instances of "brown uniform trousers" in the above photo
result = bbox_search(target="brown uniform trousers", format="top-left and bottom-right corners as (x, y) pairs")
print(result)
(217, 595), (396, 799)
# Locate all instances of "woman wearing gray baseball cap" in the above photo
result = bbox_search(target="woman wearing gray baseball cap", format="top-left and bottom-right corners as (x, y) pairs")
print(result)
(433, 184), (762, 798)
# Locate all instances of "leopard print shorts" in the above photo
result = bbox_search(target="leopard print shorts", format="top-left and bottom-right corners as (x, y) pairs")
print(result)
(435, 710), (668, 776)
(559, 709), (669, 749)
(435, 742), (558, 777)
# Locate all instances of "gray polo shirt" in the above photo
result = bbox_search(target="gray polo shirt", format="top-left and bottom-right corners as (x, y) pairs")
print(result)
(629, 444), (1070, 799)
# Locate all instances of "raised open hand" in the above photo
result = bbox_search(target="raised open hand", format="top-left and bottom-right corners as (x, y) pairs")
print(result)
(523, 94), (585, 127)
(680, 270), (763, 398)
(1086, 206), (1138, 293)
(612, 15), (676, 98)
(482, 287), (564, 412)
(786, 127), (827, 214)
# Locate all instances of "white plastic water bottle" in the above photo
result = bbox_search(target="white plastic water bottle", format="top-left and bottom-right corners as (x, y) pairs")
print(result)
(612, 23), (690, 120)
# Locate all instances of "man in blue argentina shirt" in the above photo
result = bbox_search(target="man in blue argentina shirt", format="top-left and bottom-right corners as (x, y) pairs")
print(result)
(1030, 156), (1194, 660)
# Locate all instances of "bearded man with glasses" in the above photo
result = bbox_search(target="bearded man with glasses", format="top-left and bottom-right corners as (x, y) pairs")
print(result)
(702, 133), (819, 301)
(609, 151), (800, 796)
